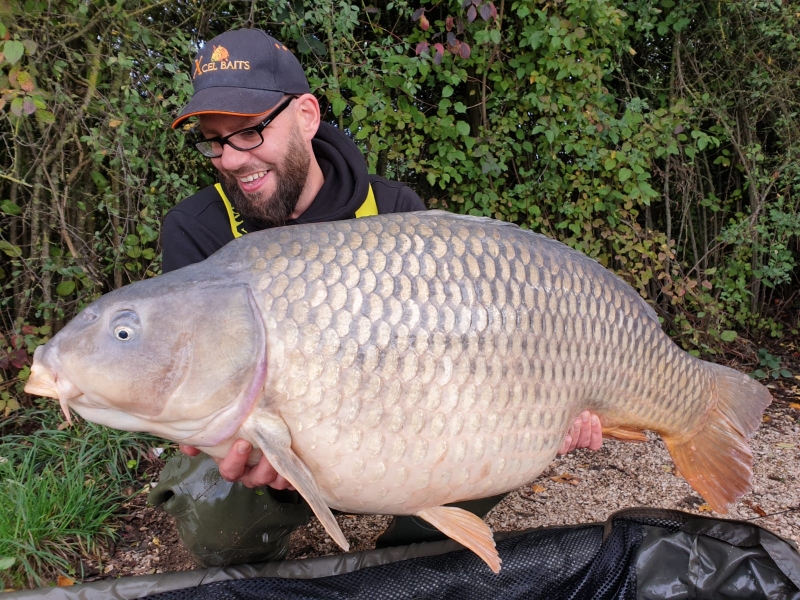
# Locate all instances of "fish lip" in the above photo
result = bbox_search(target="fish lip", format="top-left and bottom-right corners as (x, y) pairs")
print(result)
(25, 359), (60, 399)
(26, 350), (81, 425)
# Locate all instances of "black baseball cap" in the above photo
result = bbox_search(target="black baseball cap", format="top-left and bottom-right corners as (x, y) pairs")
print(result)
(171, 29), (311, 129)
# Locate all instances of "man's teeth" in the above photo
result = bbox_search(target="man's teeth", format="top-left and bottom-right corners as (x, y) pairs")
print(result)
(240, 171), (268, 183)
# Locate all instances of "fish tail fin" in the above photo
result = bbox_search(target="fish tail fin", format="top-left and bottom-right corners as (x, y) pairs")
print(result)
(663, 363), (772, 513)
(416, 506), (501, 573)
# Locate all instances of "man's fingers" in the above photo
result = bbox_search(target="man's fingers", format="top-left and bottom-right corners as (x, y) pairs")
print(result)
(557, 434), (573, 456)
(574, 410), (593, 449)
(558, 412), (604, 455)
(589, 414), (603, 450)
(240, 455), (280, 489)
(218, 440), (252, 481)
(179, 444), (201, 457)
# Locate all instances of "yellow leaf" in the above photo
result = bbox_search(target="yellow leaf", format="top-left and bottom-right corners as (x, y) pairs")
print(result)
(531, 484), (546, 493)
(152, 537), (161, 546)
(697, 504), (713, 512)
(109, 119), (123, 128)
(789, 403), (800, 410)
(776, 443), (795, 449)
(629, 47), (637, 56)
(57, 576), (75, 586)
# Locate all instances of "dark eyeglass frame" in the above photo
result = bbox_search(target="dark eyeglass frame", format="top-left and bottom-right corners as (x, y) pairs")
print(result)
(193, 95), (297, 158)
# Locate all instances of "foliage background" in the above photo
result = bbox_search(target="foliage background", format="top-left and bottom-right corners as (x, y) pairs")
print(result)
(1, 0), (799, 404)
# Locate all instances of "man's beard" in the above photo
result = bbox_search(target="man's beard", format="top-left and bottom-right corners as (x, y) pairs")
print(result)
(220, 128), (311, 227)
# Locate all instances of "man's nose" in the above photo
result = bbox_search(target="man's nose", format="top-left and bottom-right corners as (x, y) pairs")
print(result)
(216, 143), (250, 172)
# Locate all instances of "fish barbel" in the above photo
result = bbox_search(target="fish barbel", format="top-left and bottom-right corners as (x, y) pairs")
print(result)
(25, 211), (772, 572)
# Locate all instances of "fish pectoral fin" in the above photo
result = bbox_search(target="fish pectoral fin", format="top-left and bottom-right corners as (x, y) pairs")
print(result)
(602, 425), (648, 443)
(415, 506), (501, 573)
(242, 413), (349, 552)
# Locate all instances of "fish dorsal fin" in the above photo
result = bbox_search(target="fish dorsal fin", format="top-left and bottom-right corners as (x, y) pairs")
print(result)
(242, 411), (349, 552)
(416, 506), (501, 573)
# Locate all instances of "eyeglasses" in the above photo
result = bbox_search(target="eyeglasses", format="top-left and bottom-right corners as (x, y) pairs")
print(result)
(193, 96), (297, 158)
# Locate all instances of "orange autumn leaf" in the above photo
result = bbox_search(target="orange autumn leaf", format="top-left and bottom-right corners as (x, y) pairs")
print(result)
(550, 472), (580, 485)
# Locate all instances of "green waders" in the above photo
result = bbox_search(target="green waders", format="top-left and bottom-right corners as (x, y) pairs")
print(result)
(150, 454), (507, 566)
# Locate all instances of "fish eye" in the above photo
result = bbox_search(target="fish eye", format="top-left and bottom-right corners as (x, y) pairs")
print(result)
(110, 310), (141, 342)
(114, 326), (134, 341)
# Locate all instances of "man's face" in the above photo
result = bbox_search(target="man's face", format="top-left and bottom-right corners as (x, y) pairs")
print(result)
(198, 103), (311, 226)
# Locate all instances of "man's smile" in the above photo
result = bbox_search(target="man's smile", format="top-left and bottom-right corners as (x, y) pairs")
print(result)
(239, 170), (269, 184)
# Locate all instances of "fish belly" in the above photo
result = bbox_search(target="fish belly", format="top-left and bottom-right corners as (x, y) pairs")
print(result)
(233, 212), (711, 515)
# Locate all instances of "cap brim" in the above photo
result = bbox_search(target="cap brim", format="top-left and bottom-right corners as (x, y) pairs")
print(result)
(171, 86), (285, 129)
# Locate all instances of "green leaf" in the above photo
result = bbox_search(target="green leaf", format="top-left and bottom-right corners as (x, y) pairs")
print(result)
(3, 40), (24, 65)
(56, 281), (76, 296)
(0, 240), (22, 257)
(0, 556), (15, 570)
(618, 168), (632, 182)
(351, 105), (368, 121)
(456, 121), (470, 136)
(1, 200), (21, 215)
(332, 96), (346, 117)
(720, 330), (737, 342)
(453, 102), (467, 113)
(10, 97), (23, 117)
(779, 369), (792, 378)
(90, 171), (109, 189)
(36, 110), (56, 125)
(442, 85), (454, 98)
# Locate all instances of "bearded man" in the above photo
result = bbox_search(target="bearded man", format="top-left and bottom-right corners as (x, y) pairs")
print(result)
(155, 28), (602, 568)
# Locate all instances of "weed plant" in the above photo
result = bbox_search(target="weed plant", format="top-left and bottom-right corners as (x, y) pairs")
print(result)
(0, 408), (157, 590)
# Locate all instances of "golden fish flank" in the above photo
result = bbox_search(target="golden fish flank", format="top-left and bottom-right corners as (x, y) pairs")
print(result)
(25, 211), (771, 575)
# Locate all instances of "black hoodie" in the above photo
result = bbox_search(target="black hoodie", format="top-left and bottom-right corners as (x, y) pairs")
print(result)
(162, 122), (424, 273)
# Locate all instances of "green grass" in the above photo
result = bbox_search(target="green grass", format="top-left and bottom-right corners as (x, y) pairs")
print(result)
(0, 408), (158, 591)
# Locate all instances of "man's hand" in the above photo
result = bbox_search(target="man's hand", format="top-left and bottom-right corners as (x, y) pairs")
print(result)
(178, 442), (294, 490)
(558, 410), (603, 455)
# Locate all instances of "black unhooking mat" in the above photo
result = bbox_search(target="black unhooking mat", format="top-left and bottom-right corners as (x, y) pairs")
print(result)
(9, 508), (800, 599)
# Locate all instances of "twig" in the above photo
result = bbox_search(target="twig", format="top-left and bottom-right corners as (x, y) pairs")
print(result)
(0, 172), (32, 187)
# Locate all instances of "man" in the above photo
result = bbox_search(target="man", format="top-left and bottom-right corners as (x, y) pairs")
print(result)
(155, 27), (602, 567)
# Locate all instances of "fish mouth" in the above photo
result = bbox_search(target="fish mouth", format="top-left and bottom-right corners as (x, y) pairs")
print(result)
(25, 352), (81, 425)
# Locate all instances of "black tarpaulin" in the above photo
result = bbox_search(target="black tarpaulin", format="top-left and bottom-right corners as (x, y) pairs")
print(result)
(8, 508), (799, 600)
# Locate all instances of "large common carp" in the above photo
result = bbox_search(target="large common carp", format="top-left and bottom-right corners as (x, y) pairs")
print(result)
(26, 211), (771, 572)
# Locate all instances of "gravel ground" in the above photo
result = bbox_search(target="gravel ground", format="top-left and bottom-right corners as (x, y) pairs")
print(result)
(79, 381), (799, 583)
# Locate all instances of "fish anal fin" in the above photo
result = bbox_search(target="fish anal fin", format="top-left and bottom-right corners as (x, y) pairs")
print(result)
(242, 412), (349, 552)
(602, 425), (648, 443)
(663, 363), (772, 514)
(416, 506), (501, 573)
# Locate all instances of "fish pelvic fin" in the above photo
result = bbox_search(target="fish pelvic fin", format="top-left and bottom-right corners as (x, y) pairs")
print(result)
(601, 425), (648, 442)
(663, 362), (772, 514)
(242, 412), (349, 552)
(416, 506), (501, 574)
